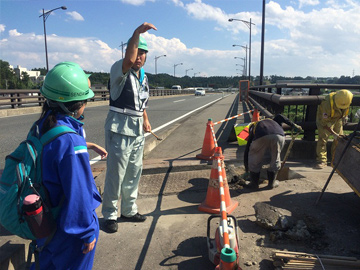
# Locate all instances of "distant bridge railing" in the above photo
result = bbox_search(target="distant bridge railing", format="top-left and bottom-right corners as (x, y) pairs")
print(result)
(249, 83), (360, 141)
(0, 89), (196, 109)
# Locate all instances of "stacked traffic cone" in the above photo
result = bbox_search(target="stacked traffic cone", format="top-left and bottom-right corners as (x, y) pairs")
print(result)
(251, 108), (260, 122)
(196, 119), (216, 160)
(215, 248), (242, 270)
(198, 147), (238, 214)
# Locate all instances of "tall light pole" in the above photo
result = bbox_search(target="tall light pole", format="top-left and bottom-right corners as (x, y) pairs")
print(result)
(229, 18), (255, 81)
(234, 56), (247, 76)
(241, 45), (248, 77)
(119, 41), (127, 59)
(260, 0), (266, 85)
(234, 45), (248, 77)
(185, 68), (193, 76)
(39, 6), (67, 73)
(173, 62), (183, 77)
(155, 55), (166, 75)
(236, 58), (245, 76)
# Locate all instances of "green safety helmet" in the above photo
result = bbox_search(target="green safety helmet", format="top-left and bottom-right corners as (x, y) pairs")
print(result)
(128, 35), (148, 52)
(40, 61), (94, 102)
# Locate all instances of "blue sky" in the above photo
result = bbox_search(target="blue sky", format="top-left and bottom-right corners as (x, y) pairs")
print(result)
(1, 0), (359, 78)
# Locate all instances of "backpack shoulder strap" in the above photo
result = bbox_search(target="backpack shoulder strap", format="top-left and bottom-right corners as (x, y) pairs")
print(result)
(40, 125), (77, 145)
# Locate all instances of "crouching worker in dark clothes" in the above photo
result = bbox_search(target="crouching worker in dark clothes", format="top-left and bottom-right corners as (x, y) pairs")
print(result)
(244, 114), (302, 189)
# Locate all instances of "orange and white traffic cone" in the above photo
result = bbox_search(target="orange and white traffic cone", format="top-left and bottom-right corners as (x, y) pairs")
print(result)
(215, 248), (242, 270)
(251, 109), (260, 122)
(198, 147), (238, 214)
(196, 119), (216, 160)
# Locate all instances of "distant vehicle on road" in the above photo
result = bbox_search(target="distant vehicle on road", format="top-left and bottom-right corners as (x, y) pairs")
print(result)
(171, 85), (182, 90)
(195, 88), (205, 96)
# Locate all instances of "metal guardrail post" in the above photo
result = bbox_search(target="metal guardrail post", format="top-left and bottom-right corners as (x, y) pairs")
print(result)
(10, 93), (15, 109)
(304, 87), (321, 141)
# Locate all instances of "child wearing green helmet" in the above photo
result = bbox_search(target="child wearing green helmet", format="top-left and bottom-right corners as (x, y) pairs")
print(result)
(30, 62), (106, 269)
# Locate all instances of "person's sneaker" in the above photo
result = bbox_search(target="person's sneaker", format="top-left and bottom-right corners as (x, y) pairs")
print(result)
(103, 219), (118, 233)
(314, 162), (327, 169)
(121, 213), (147, 222)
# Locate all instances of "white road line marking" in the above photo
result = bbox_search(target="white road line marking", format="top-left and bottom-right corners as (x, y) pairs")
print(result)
(90, 95), (227, 164)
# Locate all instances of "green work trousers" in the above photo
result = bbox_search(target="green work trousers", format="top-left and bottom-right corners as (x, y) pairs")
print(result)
(102, 130), (144, 220)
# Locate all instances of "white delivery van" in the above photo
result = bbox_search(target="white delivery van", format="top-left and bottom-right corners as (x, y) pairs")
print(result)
(171, 85), (182, 90)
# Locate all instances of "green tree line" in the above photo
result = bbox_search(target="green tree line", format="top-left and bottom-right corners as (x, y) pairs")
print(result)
(1, 59), (359, 90)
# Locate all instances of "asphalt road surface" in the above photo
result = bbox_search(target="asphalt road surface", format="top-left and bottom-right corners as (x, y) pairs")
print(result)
(0, 93), (226, 169)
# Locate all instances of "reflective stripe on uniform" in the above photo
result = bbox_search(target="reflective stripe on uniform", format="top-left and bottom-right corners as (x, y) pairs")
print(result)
(109, 106), (144, 117)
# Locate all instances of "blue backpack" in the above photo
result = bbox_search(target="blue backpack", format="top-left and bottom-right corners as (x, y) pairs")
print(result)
(0, 124), (75, 240)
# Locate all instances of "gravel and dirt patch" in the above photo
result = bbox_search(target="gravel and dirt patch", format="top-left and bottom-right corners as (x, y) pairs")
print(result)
(225, 162), (360, 269)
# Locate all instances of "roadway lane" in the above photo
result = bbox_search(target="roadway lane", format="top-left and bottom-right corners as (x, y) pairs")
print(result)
(0, 93), (226, 169)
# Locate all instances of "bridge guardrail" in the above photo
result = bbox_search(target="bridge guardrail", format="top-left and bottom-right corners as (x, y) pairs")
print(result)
(249, 83), (360, 141)
(0, 89), (196, 109)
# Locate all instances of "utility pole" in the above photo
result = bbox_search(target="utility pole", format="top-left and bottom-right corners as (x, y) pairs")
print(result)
(119, 41), (127, 59)
(260, 0), (266, 85)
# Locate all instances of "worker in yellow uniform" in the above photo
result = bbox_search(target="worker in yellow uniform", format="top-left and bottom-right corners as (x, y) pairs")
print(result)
(315, 89), (353, 169)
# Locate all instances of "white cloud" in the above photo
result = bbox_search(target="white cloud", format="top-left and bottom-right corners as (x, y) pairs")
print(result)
(9, 29), (22, 37)
(0, 24), (5, 33)
(144, 32), (246, 77)
(184, 0), (234, 32)
(121, 0), (155, 6)
(66, 11), (85, 21)
(1, 1), (360, 78)
(171, 0), (184, 8)
(299, 0), (320, 9)
(0, 30), (120, 72)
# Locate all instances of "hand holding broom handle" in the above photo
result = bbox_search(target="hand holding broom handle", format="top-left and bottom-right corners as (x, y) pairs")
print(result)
(150, 131), (162, 141)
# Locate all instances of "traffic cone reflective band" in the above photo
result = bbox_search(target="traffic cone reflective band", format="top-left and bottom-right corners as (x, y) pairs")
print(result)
(251, 109), (260, 122)
(198, 147), (238, 214)
(196, 119), (216, 160)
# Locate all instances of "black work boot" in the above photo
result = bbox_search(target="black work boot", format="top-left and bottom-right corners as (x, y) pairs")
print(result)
(267, 170), (279, 189)
(121, 213), (147, 222)
(246, 171), (260, 189)
(103, 219), (118, 233)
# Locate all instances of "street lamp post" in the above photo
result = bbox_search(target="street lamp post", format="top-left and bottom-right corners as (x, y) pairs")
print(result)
(229, 18), (255, 81)
(173, 63), (183, 77)
(119, 41), (127, 59)
(185, 68), (193, 76)
(234, 45), (248, 76)
(194, 72), (200, 77)
(260, 0), (266, 85)
(241, 45), (248, 77)
(155, 55), (166, 75)
(235, 58), (245, 76)
(39, 6), (67, 73)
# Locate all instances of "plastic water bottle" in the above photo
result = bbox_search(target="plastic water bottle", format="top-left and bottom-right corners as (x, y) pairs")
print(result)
(22, 194), (55, 238)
